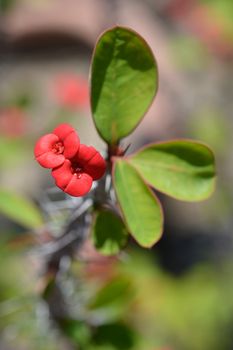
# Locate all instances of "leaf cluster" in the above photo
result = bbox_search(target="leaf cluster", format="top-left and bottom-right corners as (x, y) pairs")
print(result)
(91, 26), (216, 250)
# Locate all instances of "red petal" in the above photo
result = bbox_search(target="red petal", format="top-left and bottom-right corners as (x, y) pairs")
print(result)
(51, 160), (92, 196)
(65, 173), (93, 197)
(51, 160), (73, 190)
(34, 134), (59, 157)
(53, 123), (80, 158)
(75, 144), (106, 180)
(53, 123), (74, 139)
(63, 131), (80, 159)
(34, 134), (65, 168)
(36, 152), (65, 168)
(84, 152), (106, 180)
(76, 144), (97, 165)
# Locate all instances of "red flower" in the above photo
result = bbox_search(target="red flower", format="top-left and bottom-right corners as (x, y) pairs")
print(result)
(52, 144), (106, 197)
(34, 123), (80, 168)
(34, 123), (106, 197)
(54, 75), (89, 109)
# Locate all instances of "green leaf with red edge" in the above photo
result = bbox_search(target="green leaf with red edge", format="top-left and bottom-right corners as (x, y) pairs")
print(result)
(0, 188), (43, 229)
(92, 209), (128, 256)
(113, 159), (163, 248)
(128, 140), (216, 202)
(90, 26), (158, 145)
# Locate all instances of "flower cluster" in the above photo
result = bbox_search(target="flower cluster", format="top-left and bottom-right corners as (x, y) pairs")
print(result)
(34, 123), (106, 196)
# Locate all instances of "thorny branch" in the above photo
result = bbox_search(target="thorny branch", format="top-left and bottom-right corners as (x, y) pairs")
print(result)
(34, 167), (118, 328)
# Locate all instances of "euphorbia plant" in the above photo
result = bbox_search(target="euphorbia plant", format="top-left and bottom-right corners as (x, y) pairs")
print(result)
(0, 25), (217, 350)
(35, 26), (216, 253)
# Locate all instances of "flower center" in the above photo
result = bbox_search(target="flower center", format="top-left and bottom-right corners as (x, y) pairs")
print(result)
(53, 141), (64, 154)
(71, 162), (83, 179)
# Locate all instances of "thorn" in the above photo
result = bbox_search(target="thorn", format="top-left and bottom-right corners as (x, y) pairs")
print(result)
(123, 143), (131, 155)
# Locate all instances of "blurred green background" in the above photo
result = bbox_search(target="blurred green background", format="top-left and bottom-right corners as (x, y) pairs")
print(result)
(0, 0), (233, 349)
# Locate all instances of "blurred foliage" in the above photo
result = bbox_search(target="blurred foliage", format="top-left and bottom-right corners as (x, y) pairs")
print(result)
(200, 0), (233, 38)
(9, 93), (33, 111)
(60, 319), (92, 348)
(0, 0), (15, 12)
(0, 137), (29, 166)
(1, 244), (233, 350)
(0, 189), (43, 229)
(88, 276), (134, 312)
(91, 322), (136, 350)
(121, 251), (233, 350)
(170, 35), (210, 71)
(187, 108), (230, 154)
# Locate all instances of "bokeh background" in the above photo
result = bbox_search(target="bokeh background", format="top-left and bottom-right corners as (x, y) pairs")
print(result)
(0, 0), (233, 349)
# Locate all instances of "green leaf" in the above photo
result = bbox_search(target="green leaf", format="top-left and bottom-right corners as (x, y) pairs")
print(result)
(90, 26), (158, 145)
(113, 159), (163, 248)
(92, 210), (128, 256)
(59, 319), (91, 347)
(128, 140), (216, 201)
(0, 189), (43, 229)
(92, 322), (136, 350)
(89, 277), (133, 310)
